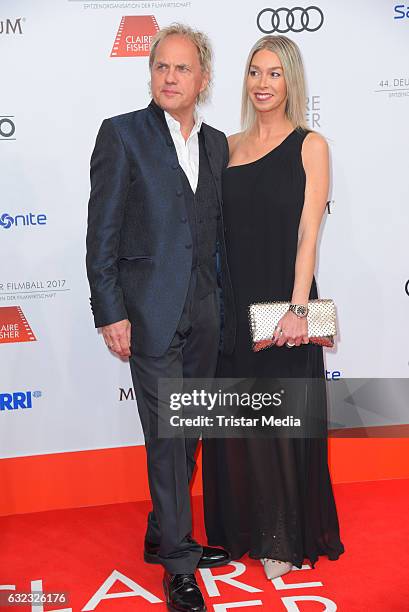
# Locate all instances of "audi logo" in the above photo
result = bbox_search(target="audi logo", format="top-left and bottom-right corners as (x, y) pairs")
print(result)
(257, 6), (324, 34)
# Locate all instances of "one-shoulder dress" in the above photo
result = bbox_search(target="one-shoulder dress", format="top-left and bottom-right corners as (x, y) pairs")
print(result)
(202, 128), (345, 568)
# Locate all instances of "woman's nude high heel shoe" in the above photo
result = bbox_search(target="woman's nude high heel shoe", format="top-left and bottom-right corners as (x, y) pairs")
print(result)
(261, 558), (293, 580)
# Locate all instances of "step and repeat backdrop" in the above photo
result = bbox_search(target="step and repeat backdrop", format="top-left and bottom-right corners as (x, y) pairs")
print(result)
(1, 0), (408, 460)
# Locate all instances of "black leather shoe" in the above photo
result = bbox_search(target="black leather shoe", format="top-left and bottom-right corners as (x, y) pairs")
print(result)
(144, 540), (231, 568)
(163, 572), (206, 612)
(195, 544), (231, 568)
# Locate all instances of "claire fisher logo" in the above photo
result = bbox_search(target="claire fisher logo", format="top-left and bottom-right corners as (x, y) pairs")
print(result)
(111, 15), (159, 58)
(0, 306), (36, 344)
(257, 6), (324, 33)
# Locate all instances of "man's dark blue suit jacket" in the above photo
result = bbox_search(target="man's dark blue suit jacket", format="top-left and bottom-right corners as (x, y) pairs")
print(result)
(86, 100), (236, 357)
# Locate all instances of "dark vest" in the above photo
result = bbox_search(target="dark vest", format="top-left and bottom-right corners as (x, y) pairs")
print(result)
(179, 131), (219, 299)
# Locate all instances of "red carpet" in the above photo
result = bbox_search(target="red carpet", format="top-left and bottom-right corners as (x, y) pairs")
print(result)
(1, 479), (409, 611)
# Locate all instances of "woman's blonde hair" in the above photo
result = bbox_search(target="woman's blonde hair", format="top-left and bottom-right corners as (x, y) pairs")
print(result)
(241, 35), (308, 132)
(149, 23), (212, 105)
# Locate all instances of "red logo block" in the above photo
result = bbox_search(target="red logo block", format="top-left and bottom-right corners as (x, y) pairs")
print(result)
(111, 16), (159, 58)
(0, 306), (37, 344)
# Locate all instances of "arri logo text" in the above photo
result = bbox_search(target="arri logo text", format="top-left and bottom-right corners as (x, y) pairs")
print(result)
(0, 391), (42, 411)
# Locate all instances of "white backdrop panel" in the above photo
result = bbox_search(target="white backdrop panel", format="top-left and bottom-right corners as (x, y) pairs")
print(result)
(1, 0), (408, 459)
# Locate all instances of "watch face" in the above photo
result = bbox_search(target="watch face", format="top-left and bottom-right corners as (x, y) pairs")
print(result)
(297, 306), (307, 316)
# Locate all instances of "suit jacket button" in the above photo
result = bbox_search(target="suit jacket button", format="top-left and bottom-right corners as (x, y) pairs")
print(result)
(181, 217), (187, 223)
(166, 139), (173, 147)
(185, 244), (192, 249)
(176, 190), (183, 197)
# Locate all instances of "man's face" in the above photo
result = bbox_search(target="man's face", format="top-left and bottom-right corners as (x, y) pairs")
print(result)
(151, 34), (209, 116)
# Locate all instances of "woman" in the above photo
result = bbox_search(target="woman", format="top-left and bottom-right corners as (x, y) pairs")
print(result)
(203, 35), (345, 579)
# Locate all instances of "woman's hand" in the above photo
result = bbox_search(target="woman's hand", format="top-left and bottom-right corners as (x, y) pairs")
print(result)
(272, 310), (309, 348)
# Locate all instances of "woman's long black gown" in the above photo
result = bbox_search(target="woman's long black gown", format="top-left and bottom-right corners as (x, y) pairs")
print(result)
(202, 128), (345, 568)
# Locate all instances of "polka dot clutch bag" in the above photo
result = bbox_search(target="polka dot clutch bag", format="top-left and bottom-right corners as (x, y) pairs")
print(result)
(248, 299), (337, 352)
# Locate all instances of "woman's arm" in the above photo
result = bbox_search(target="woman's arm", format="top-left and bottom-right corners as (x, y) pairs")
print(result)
(291, 131), (329, 304)
(274, 131), (329, 347)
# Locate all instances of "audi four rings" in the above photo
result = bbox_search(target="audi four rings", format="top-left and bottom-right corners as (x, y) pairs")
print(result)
(257, 6), (324, 34)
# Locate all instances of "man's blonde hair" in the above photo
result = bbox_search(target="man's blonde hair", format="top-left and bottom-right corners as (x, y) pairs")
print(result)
(149, 23), (213, 105)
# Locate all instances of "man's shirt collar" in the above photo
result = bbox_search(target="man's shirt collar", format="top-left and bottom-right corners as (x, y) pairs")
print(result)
(164, 110), (204, 142)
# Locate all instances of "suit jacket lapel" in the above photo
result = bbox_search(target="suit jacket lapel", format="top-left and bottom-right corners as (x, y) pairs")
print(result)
(201, 124), (223, 204)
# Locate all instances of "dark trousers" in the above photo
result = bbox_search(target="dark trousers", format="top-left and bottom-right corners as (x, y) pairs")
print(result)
(129, 270), (220, 573)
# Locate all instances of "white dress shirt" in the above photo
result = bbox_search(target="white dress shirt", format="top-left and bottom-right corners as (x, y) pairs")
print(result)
(164, 110), (204, 193)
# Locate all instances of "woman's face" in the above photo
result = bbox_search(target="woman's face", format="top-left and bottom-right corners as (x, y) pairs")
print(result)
(246, 49), (287, 115)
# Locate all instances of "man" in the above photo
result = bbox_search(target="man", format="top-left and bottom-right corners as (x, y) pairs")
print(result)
(86, 23), (235, 612)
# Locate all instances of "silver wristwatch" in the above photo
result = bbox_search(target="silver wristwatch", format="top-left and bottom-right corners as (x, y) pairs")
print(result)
(289, 303), (308, 318)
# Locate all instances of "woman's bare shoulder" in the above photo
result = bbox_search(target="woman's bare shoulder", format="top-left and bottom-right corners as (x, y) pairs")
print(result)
(302, 131), (328, 154)
(301, 131), (329, 168)
(227, 132), (244, 155)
